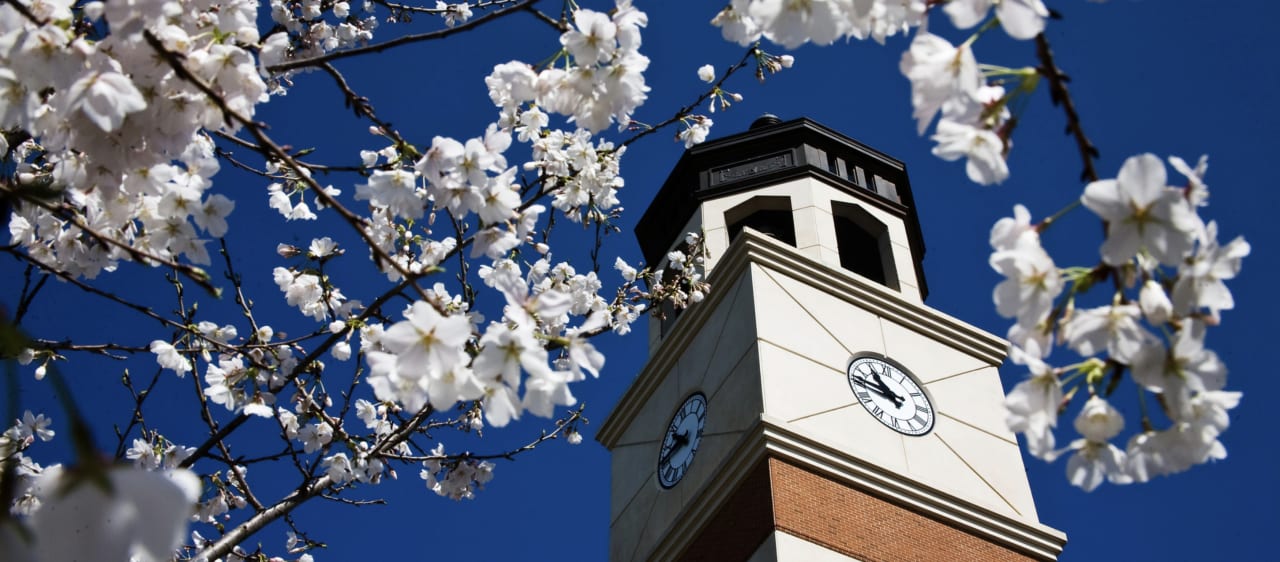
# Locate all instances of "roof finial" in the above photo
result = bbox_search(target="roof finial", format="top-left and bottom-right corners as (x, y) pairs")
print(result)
(750, 114), (782, 129)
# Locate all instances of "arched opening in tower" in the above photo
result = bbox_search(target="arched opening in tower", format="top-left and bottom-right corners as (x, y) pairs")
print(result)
(726, 196), (796, 248)
(831, 202), (899, 291)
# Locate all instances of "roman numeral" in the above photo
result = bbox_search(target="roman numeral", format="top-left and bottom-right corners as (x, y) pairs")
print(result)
(871, 405), (883, 417)
(855, 389), (871, 401)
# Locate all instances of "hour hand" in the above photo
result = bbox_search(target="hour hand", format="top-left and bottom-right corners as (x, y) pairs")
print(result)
(659, 431), (689, 466)
(871, 372), (906, 407)
(854, 375), (904, 408)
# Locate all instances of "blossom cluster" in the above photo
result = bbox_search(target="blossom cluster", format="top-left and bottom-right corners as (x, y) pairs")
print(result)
(996, 154), (1248, 490)
(3, 0), (268, 278)
(262, 0), (378, 91)
(715, 0), (1050, 185)
(486, 1), (650, 135)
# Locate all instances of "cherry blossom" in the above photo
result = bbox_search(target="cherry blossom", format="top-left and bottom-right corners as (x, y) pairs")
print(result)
(1059, 396), (1132, 492)
(150, 340), (192, 377)
(24, 466), (201, 562)
(931, 118), (1009, 185)
(944, 0), (1050, 40)
(900, 33), (981, 135)
(990, 224), (1062, 329)
(1172, 221), (1250, 321)
(1130, 321), (1226, 396)
(1004, 344), (1061, 458)
(1082, 154), (1199, 266)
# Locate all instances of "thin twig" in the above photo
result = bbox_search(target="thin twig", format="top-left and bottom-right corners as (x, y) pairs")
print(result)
(1035, 33), (1100, 183)
(267, 0), (535, 72)
(620, 45), (759, 149)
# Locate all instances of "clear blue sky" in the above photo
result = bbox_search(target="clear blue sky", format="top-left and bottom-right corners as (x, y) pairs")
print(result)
(7, 1), (1278, 560)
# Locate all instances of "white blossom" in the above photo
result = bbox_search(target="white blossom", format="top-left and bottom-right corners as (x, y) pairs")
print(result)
(697, 64), (716, 83)
(1082, 154), (1199, 266)
(900, 33), (981, 135)
(1172, 221), (1249, 321)
(150, 340), (191, 377)
(26, 466), (201, 562)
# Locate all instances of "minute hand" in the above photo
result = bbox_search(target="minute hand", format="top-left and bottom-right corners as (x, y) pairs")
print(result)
(659, 431), (689, 467)
(853, 376), (905, 407)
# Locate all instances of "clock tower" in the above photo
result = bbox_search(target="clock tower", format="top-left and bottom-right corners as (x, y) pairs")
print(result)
(596, 116), (1067, 561)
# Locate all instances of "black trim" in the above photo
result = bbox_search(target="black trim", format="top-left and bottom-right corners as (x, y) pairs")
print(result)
(635, 116), (929, 299)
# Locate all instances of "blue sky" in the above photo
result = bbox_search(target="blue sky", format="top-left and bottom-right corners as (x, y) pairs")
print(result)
(7, 0), (1279, 560)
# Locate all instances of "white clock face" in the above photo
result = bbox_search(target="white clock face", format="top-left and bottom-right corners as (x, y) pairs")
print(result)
(657, 393), (707, 489)
(846, 356), (934, 436)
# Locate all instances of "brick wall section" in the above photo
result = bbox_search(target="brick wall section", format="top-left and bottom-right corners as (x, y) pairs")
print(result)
(677, 461), (774, 562)
(768, 458), (1036, 562)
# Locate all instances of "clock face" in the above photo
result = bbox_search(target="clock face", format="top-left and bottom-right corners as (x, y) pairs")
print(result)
(846, 356), (934, 436)
(657, 392), (707, 489)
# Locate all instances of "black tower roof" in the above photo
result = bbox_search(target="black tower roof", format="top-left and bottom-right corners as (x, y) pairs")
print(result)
(635, 116), (929, 299)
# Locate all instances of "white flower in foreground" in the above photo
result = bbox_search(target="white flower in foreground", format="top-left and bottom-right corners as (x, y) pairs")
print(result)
(15, 411), (55, 443)
(308, 237), (340, 259)
(1169, 154), (1210, 207)
(1139, 279), (1173, 325)
(1171, 221), (1249, 322)
(678, 116), (713, 148)
(931, 119), (1008, 185)
(697, 64), (715, 83)
(1004, 344), (1061, 459)
(710, 4), (762, 46)
(1058, 396), (1132, 491)
(60, 70), (148, 132)
(990, 204), (1035, 252)
(1130, 320), (1225, 396)
(194, 194), (234, 237)
(26, 466), (200, 562)
(298, 422), (333, 454)
(1061, 303), (1152, 363)
(380, 301), (471, 378)
(561, 9), (617, 64)
(943, 0), (1049, 40)
(126, 439), (161, 470)
(990, 232), (1061, 328)
(1126, 390), (1237, 483)
(746, 0), (847, 48)
(1082, 154), (1198, 266)
(614, 257), (638, 282)
(1075, 395), (1124, 442)
(900, 32), (981, 135)
(149, 340), (192, 377)
(995, 0), (1050, 39)
(1064, 438), (1131, 492)
(355, 169), (424, 220)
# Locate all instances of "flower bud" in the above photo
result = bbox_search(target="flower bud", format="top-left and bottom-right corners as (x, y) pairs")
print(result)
(1139, 280), (1172, 325)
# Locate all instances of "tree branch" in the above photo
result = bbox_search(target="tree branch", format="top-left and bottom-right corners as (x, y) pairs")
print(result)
(266, 0), (536, 72)
(1035, 33), (1100, 183)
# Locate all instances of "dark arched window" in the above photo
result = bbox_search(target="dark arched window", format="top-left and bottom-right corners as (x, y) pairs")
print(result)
(725, 196), (796, 247)
(831, 202), (899, 290)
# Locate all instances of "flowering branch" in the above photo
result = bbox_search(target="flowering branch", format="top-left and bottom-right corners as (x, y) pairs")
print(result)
(267, 0), (537, 72)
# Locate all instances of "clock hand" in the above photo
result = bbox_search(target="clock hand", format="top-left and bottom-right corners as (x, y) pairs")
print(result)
(658, 430), (690, 467)
(870, 371), (906, 406)
(859, 373), (906, 408)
